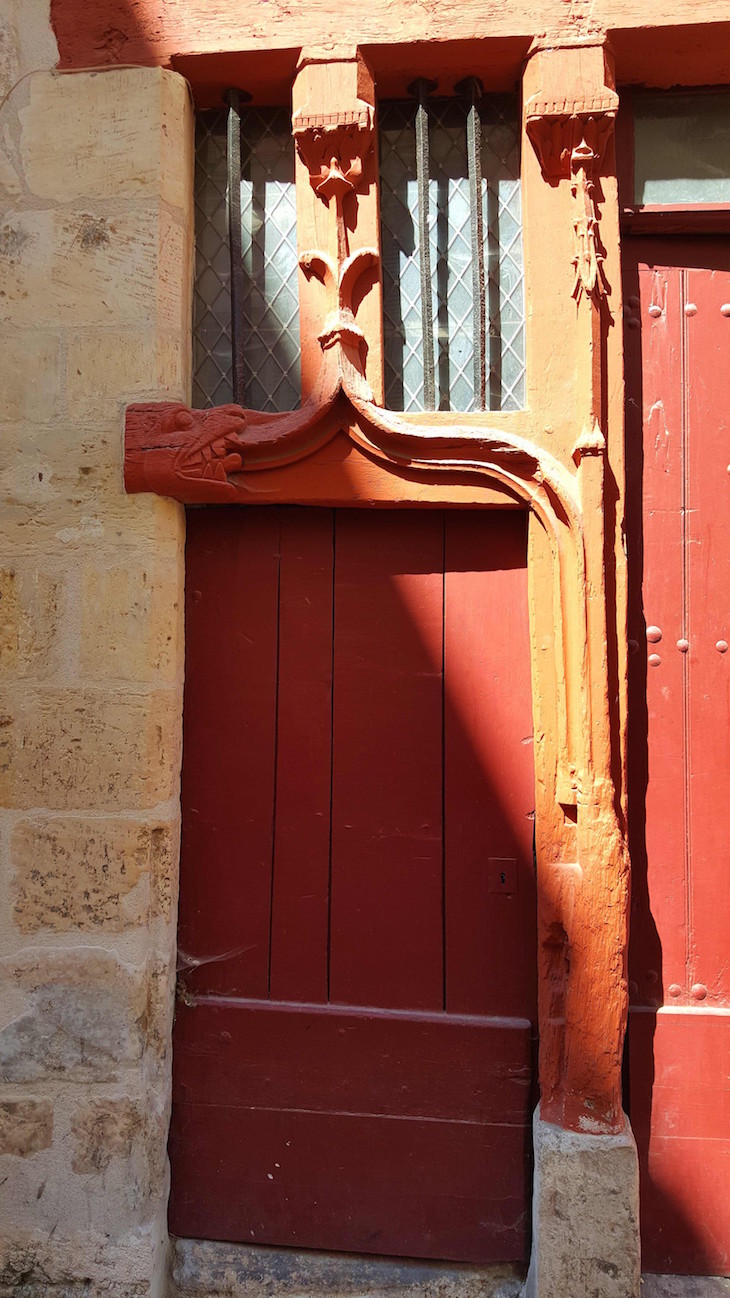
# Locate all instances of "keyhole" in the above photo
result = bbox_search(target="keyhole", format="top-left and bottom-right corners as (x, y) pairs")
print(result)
(500, 872), (506, 885)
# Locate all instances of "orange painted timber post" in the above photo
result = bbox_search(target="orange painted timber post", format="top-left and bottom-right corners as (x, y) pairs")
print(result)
(522, 41), (630, 1134)
(291, 49), (384, 407)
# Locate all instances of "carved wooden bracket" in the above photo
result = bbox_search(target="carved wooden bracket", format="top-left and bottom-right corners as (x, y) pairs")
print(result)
(293, 103), (375, 204)
(525, 90), (618, 303)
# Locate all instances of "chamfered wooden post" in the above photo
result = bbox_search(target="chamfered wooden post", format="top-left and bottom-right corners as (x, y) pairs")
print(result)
(291, 48), (384, 405)
(523, 41), (629, 1134)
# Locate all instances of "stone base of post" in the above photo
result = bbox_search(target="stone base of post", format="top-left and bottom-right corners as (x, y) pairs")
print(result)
(526, 1105), (641, 1298)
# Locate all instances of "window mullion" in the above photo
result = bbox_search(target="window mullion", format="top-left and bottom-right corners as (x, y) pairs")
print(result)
(459, 77), (487, 411)
(225, 87), (247, 406)
(410, 78), (436, 411)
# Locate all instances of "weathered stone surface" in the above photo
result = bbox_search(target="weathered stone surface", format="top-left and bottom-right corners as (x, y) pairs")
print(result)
(71, 1098), (142, 1173)
(0, 687), (181, 810)
(69, 1096), (169, 1203)
(0, 330), (61, 421)
(0, 951), (148, 1082)
(0, 51), (188, 1298)
(640, 1279), (730, 1297)
(170, 1240), (525, 1298)
(0, 0), (58, 102)
(0, 204), (186, 330)
(0, 1227), (164, 1298)
(0, 565), (61, 678)
(0, 1100), (52, 1157)
(525, 1106), (640, 1298)
(0, 421), (184, 555)
(66, 329), (187, 421)
(80, 562), (182, 682)
(19, 68), (191, 209)
(11, 817), (177, 932)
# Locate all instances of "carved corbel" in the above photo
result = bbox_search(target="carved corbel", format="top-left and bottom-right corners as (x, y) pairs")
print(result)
(525, 87), (618, 303)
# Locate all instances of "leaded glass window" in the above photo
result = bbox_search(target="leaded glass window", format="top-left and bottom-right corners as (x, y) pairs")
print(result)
(380, 94), (525, 412)
(193, 93), (525, 415)
(633, 92), (730, 206)
(193, 108), (301, 411)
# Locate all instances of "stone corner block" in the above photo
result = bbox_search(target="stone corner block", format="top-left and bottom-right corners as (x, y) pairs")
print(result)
(19, 66), (193, 211)
(525, 1104), (640, 1298)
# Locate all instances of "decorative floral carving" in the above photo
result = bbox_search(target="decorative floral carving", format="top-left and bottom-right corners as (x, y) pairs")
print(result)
(525, 90), (617, 304)
(570, 135), (607, 302)
(299, 246), (378, 396)
(292, 98), (379, 388)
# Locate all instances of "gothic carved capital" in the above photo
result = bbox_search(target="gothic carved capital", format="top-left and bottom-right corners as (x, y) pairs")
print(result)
(292, 103), (375, 202)
(525, 92), (618, 182)
(526, 92), (617, 303)
(524, 36), (618, 306)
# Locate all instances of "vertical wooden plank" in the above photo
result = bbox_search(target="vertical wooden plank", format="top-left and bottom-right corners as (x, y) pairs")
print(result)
(329, 510), (445, 1010)
(629, 1007), (730, 1274)
(627, 259), (688, 1007)
(443, 511), (536, 1019)
(269, 507), (334, 1003)
(685, 259), (730, 1006)
(178, 506), (280, 998)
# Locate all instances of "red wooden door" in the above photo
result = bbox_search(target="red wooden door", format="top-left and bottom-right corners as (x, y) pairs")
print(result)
(170, 506), (536, 1263)
(625, 239), (730, 1275)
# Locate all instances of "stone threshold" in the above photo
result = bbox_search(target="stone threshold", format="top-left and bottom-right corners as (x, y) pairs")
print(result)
(169, 1240), (525, 1298)
(170, 1240), (730, 1298)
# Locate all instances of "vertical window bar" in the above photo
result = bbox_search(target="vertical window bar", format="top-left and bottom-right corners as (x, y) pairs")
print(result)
(225, 88), (246, 405)
(409, 79), (436, 410)
(458, 77), (487, 411)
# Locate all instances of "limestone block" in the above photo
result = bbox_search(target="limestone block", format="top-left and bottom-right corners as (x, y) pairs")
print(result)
(0, 565), (61, 678)
(0, 204), (185, 330)
(80, 560), (182, 682)
(0, 687), (181, 811)
(71, 1098), (143, 1174)
(0, 0), (57, 103)
(11, 817), (177, 932)
(0, 1100), (52, 1157)
(0, 421), (184, 556)
(0, 950), (148, 1083)
(19, 68), (192, 211)
(67, 328), (188, 420)
(0, 330), (61, 422)
(525, 1106), (640, 1298)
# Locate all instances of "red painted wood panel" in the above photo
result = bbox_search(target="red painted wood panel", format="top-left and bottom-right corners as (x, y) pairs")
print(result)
(443, 512), (535, 1018)
(170, 1001), (532, 1261)
(625, 239), (730, 1275)
(175, 505), (535, 1261)
(684, 264), (730, 1005)
(178, 508), (280, 998)
(629, 1009), (730, 1274)
(269, 509), (334, 1003)
(170, 1104), (528, 1262)
(172, 1000), (531, 1121)
(626, 261), (687, 1006)
(328, 510), (445, 1011)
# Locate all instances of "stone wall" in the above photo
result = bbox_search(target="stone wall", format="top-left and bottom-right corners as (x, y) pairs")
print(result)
(0, 47), (192, 1296)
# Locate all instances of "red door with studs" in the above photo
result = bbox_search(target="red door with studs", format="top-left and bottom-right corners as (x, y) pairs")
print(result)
(625, 238), (730, 1275)
(169, 505), (536, 1262)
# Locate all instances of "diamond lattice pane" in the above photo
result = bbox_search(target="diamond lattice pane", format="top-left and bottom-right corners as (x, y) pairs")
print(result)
(193, 108), (301, 412)
(380, 95), (525, 412)
(193, 113), (233, 408)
